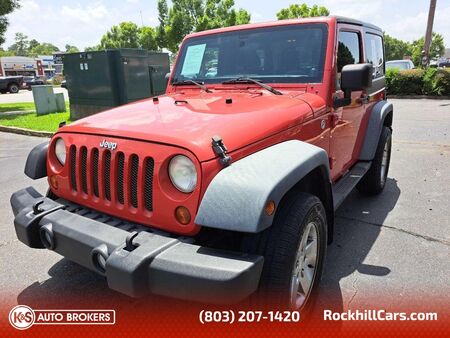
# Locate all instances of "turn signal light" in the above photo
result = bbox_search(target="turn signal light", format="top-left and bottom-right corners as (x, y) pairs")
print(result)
(265, 200), (276, 216)
(49, 175), (58, 190)
(175, 206), (191, 225)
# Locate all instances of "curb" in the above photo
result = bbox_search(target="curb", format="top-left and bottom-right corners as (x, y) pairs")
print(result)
(388, 95), (450, 100)
(0, 125), (52, 138)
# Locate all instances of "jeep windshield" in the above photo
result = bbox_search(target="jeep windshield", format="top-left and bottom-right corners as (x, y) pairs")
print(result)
(172, 23), (328, 85)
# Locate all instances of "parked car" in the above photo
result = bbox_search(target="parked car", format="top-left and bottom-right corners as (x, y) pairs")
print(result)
(386, 59), (415, 70)
(437, 60), (450, 68)
(11, 16), (393, 312)
(0, 76), (23, 93)
(22, 76), (45, 90)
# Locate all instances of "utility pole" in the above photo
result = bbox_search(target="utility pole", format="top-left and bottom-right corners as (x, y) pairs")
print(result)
(422, 0), (437, 67)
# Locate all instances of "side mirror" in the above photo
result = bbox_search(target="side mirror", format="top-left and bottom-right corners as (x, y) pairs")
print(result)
(334, 63), (373, 108)
(341, 63), (373, 91)
(165, 72), (171, 80)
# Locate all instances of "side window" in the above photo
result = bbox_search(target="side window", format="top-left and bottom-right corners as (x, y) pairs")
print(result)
(365, 33), (384, 78)
(337, 31), (361, 73)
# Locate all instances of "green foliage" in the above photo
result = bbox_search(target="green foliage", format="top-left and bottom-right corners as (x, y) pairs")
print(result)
(410, 32), (445, 67)
(158, 0), (251, 53)
(276, 3), (329, 20)
(139, 26), (158, 51)
(101, 22), (141, 49)
(100, 22), (159, 51)
(8, 32), (29, 56)
(386, 68), (450, 96)
(28, 42), (59, 56)
(0, 0), (20, 46)
(384, 34), (412, 61)
(65, 44), (79, 53)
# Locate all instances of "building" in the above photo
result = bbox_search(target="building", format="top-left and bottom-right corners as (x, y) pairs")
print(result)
(0, 56), (44, 77)
(38, 55), (57, 79)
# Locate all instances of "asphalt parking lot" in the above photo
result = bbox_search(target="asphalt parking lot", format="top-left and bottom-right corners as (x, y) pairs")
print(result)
(0, 88), (68, 104)
(0, 99), (449, 317)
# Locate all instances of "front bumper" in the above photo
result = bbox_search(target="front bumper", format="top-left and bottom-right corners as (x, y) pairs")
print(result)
(11, 187), (263, 303)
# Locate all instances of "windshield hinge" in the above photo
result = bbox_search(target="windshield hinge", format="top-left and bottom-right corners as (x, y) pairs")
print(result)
(211, 135), (232, 167)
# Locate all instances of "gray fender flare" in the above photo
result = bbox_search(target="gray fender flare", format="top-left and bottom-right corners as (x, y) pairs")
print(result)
(359, 100), (393, 161)
(24, 142), (48, 179)
(195, 140), (331, 233)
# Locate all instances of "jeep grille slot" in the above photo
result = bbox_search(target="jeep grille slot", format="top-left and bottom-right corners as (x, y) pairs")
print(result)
(104, 150), (112, 201)
(144, 157), (154, 211)
(65, 144), (154, 214)
(80, 147), (88, 194)
(130, 154), (139, 208)
(116, 152), (125, 205)
(92, 148), (99, 197)
(70, 145), (77, 191)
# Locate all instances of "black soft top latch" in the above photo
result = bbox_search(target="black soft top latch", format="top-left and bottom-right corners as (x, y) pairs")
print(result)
(211, 136), (232, 167)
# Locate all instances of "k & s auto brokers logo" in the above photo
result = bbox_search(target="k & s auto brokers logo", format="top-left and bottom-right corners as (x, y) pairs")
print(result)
(9, 305), (115, 330)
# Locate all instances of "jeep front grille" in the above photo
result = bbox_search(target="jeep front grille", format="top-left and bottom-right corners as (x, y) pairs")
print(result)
(69, 146), (153, 211)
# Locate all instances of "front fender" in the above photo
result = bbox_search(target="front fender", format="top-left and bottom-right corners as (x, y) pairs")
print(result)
(24, 142), (48, 179)
(195, 140), (330, 233)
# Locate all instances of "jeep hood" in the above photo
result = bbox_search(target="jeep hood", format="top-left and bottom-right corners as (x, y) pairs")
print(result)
(62, 91), (322, 162)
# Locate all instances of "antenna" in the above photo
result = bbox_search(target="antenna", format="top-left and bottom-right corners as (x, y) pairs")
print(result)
(140, 10), (144, 27)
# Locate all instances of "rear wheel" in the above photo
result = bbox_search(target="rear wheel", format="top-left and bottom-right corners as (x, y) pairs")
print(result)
(8, 83), (19, 93)
(241, 192), (327, 312)
(357, 126), (392, 195)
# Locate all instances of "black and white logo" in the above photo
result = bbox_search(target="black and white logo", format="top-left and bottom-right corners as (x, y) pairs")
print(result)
(99, 140), (117, 151)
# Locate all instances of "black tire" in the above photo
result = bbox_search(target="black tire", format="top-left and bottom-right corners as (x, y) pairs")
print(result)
(8, 83), (19, 93)
(357, 126), (392, 195)
(241, 192), (327, 312)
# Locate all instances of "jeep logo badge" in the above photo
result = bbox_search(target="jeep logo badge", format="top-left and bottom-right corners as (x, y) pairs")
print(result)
(99, 140), (117, 151)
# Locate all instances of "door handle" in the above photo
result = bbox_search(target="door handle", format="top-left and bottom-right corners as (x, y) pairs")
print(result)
(360, 95), (370, 104)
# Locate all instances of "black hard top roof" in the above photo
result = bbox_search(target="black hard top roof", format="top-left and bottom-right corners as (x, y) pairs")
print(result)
(332, 16), (382, 32)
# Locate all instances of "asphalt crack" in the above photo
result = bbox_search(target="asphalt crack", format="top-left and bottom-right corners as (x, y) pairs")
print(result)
(347, 274), (359, 308)
(336, 215), (450, 246)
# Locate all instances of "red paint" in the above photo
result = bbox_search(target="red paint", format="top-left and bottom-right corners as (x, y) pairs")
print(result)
(47, 17), (383, 235)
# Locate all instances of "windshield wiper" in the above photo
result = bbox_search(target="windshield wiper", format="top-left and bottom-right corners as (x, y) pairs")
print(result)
(172, 79), (212, 93)
(222, 77), (283, 95)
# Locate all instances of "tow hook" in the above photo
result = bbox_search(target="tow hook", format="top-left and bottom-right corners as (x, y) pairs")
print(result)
(212, 135), (232, 167)
(124, 231), (140, 252)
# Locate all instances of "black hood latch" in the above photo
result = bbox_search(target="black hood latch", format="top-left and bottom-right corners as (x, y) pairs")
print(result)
(211, 136), (232, 167)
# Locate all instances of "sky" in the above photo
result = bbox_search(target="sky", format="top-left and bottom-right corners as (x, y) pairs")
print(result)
(3, 0), (450, 50)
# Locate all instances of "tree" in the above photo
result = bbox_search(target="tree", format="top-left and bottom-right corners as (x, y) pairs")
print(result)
(410, 32), (445, 67)
(384, 34), (412, 61)
(160, 0), (251, 53)
(276, 3), (329, 20)
(100, 22), (141, 49)
(156, 0), (168, 49)
(0, 0), (20, 46)
(8, 32), (29, 56)
(139, 26), (158, 51)
(28, 42), (59, 56)
(28, 39), (39, 51)
(65, 44), (79, 53)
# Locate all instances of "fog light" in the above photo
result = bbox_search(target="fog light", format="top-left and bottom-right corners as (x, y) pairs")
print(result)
(39, 223), (55, 250)
(175, 206), (191, 225)
(50, 175), (58, 189)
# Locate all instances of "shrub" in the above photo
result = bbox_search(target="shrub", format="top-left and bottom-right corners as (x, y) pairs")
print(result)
(386, 67), (450, 96)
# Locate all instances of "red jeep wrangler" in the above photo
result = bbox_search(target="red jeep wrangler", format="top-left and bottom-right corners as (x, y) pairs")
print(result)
(11, 16), (392, 311)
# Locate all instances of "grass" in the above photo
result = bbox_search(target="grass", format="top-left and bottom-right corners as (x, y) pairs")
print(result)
(0, 102), (36, 113)
(0, 102), (71, 132)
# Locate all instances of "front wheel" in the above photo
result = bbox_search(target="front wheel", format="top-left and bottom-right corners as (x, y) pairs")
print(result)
(8, 83), (19, 94)
(241, 192), (327, 312)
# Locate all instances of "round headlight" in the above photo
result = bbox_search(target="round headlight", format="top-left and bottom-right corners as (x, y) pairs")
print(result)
(55, 138), (66, 165)
(168, 155), (197, 193)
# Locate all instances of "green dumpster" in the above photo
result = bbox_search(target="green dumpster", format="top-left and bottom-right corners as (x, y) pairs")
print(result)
(63, 49), (170, 120)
